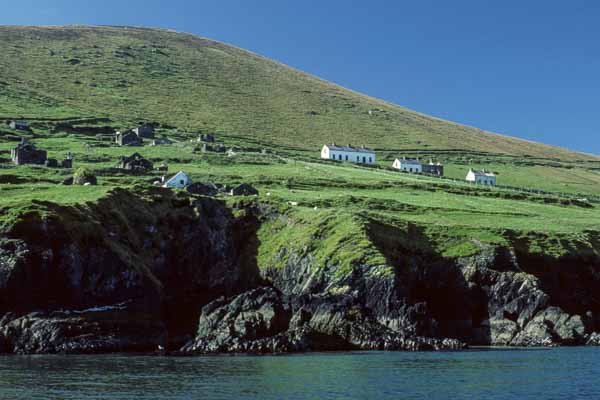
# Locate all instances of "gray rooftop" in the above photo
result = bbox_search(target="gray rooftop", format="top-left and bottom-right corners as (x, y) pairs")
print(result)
(325, 144), (375, 154)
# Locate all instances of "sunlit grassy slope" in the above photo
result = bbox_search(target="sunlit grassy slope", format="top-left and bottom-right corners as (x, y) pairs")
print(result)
(0, 25), (597, 161)
(1, 25), (600, 262)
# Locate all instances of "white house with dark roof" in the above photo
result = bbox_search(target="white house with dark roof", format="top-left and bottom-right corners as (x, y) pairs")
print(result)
(392, 158), (422, 173)
(466, 169), (496, 185)
(320, 144), (376, 165)
(163, 171), (191, 189)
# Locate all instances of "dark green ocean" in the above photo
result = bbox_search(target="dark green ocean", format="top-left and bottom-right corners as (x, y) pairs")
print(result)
(1, 348), (598, 399)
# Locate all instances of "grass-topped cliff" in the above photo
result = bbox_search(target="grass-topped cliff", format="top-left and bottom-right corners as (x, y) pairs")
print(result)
(1, 25), (600, 354)
(0, 25), (599, 256)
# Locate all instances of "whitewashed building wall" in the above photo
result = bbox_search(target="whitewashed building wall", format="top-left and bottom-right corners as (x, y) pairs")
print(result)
(466, 169), (496, 185)
(321, 145), (376, 165)
(392, 158), (422, 173)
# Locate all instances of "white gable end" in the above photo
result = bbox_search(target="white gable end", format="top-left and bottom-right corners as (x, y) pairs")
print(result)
(164, 171), (190, 188)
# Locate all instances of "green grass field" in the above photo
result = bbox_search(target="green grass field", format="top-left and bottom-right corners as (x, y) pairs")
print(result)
(1, 25), (599, 264)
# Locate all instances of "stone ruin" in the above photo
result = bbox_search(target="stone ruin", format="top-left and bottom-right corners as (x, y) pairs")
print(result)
(198, 133), (215, 143)
(201, 143), (226, 153)
(230, 183), (259, 196)
(155, 163), (169, 172)
(116, 130), (143, 146)
(119, 153), (154, 173)
(45, 152), (73, 169)
(11, 138), (47, 166)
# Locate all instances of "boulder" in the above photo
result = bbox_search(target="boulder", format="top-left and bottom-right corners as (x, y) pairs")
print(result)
(183, 286), (467, 354)
(184, 287), (294, 354)
(511, 307), (585, 346)
(488, 318), (519, 345)
(586, 332), (600, 346)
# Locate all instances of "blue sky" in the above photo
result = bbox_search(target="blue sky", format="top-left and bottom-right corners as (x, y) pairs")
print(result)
(3, 0), (600, 155)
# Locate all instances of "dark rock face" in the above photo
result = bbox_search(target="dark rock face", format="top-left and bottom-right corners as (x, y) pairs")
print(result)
(253, 225), (600, 350)
(0, 188), (262, 354)
(0, 306), (164, 354)
(458, 244), (598, 346)
(183, 287), (465, 354)
(1, 192), (599, 355)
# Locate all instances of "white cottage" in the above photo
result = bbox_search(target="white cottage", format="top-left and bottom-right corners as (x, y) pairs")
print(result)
(163, 171), (191, 189)
(392, 158), (422, 173)
(466, 169), (496, 185)
(320, 144), (376, 165)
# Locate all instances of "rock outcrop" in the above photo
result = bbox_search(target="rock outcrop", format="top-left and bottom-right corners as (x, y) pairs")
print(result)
(183, 287), (465, 354)
(0, 188), (261, 354)
(1, 190), (599, 354)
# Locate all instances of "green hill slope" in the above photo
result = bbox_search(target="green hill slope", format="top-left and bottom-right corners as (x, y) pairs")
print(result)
(0, 25), (596, 161)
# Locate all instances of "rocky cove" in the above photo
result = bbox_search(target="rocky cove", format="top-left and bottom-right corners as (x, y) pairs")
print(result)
(0, 188), (599, 355)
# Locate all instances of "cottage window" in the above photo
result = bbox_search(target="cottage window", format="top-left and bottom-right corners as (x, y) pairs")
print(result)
(356, 156), (359, 162)
(362, 156), (366, 163)
(180, 180), (184, 185)
(345, 155), (348, 161)
(339, 154), (342, 161)
(369, 157), (372, 163)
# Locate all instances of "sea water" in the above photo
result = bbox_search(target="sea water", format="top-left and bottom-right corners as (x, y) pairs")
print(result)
(0, 348), (598, 399)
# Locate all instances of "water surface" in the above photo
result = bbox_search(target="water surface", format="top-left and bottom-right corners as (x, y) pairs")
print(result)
(1, 348), (598, 399)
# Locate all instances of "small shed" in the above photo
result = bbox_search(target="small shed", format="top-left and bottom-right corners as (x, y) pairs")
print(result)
(9, 121), (30, 131)
(133, 123), (155, 139)
(199, 133), (215, 143)
(61, 153), (74, 169)
(116, 130), (143, 146)
(163, 171), (191, 189)
(422, 161), (444, 176)
(11, 138), (47, 165)
(61, 159), (73, 168)
(119, 153), (154, 172)
(45, 158), (58, 168)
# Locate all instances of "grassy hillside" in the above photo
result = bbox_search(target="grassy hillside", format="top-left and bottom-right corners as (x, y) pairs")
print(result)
(1, 25), (599, 255)
(0, 25), (597, 161)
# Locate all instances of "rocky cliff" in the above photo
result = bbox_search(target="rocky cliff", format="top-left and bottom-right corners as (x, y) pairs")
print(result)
(0, 188), (261, 353)
(1, 189), (599, 354)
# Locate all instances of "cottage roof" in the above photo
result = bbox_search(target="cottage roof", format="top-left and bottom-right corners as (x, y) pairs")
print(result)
(469, 169), (496, 177)
(396, 158), (421, 165)
(325, 144), (375, 154)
